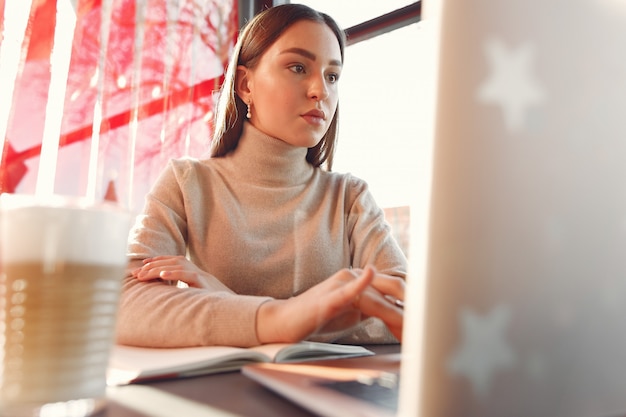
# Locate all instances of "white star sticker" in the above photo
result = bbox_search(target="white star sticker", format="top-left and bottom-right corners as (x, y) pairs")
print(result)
(478, 38), (545, 132)
(447, 305), (516, 398)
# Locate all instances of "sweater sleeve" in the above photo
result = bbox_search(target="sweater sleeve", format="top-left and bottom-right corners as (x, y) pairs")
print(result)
(335, 176), (408, 345)
(346, 176), (408, 278)
(116, 160), (271, 348)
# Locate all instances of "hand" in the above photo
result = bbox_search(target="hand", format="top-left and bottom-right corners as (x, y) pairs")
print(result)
(256, 266), (404, 344)
(132, 255), (234, 293)
(351, 268), (405, 341)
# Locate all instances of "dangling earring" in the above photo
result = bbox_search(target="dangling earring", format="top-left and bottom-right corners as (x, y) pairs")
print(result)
(246, 102), (252, 119)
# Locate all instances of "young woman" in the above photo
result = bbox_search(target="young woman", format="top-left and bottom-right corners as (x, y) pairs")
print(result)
(116, 4), (407, 348)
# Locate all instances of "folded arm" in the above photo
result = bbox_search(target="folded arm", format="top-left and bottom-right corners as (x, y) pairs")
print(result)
(118, 258), (403, 347)
(116, 261), (270, 348)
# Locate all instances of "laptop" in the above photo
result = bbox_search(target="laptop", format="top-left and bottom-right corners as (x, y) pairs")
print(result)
(243, 352), (402, 417)
(245, 0), (626, 416)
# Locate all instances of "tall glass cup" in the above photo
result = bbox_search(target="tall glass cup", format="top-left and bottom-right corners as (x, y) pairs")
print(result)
(0, 194), (131, 417)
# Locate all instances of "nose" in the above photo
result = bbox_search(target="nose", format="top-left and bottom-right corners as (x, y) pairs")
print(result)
(307, 73), (330, 101)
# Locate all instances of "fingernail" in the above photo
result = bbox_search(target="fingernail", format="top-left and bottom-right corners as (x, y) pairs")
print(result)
(385, 295), (404, 309)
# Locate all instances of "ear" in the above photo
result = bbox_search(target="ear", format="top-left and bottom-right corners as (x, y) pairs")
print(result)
(235, 65), (252, 103)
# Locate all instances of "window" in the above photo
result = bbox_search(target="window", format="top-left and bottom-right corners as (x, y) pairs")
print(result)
(0, 0), (237, 210)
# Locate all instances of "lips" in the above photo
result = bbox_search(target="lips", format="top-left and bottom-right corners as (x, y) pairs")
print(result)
(303, 109), (325, 119)
(301, 109), (326, 125)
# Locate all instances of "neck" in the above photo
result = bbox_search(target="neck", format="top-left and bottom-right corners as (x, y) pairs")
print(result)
(226, 122), (314, 186)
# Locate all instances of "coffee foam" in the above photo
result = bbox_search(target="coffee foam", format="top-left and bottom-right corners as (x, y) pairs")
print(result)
(0, 196), (131, 266)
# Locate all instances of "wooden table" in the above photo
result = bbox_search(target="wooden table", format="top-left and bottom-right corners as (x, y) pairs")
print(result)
(102, 344), (401, 417)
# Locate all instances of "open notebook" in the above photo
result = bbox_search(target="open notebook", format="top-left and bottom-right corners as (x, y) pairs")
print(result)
(107, 342), (372, 385)
(244, 0), (626, 416)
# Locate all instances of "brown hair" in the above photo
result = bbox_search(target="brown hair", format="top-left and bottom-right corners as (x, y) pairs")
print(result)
(210, 4), (346, 170)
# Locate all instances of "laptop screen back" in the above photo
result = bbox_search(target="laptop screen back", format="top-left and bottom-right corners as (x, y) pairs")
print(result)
(401, 1), (626, 416)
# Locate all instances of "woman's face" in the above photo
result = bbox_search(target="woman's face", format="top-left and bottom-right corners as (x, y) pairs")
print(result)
(239, 20), (342, 148)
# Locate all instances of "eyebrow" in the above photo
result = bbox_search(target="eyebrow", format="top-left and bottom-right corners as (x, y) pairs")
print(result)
(280, 47), (342, 67)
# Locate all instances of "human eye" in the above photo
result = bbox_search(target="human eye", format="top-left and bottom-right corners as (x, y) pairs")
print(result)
(327, 72), (340, 84)
(289, 64), (306, 74)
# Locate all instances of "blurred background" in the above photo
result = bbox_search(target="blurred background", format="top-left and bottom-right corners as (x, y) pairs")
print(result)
(0, 0), (420, 253)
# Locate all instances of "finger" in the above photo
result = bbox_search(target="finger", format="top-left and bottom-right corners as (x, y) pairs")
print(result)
(136, 266), (158, 280)
(143, 255), (181, 263)
(159, 270), (174, 279)
(331, 266), (375, 308)
(388, 324), (403, 342)
(358, 289), (404, 333)
(159, 269), (196, 283)
(371, 274), (405, 302)
(137, 263), (180, 280)
(142, 258), (177, 270)
(139, 257), (186, 277)
(142, 257), (157, 264)
(135, 269), (169, 281)
(294, 269), (373, 339)
(135, 272), (163, 282)
(309, 267), (373, 321)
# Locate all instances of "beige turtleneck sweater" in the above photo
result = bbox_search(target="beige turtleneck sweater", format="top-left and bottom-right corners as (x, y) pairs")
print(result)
(116, 122), (408, 348)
